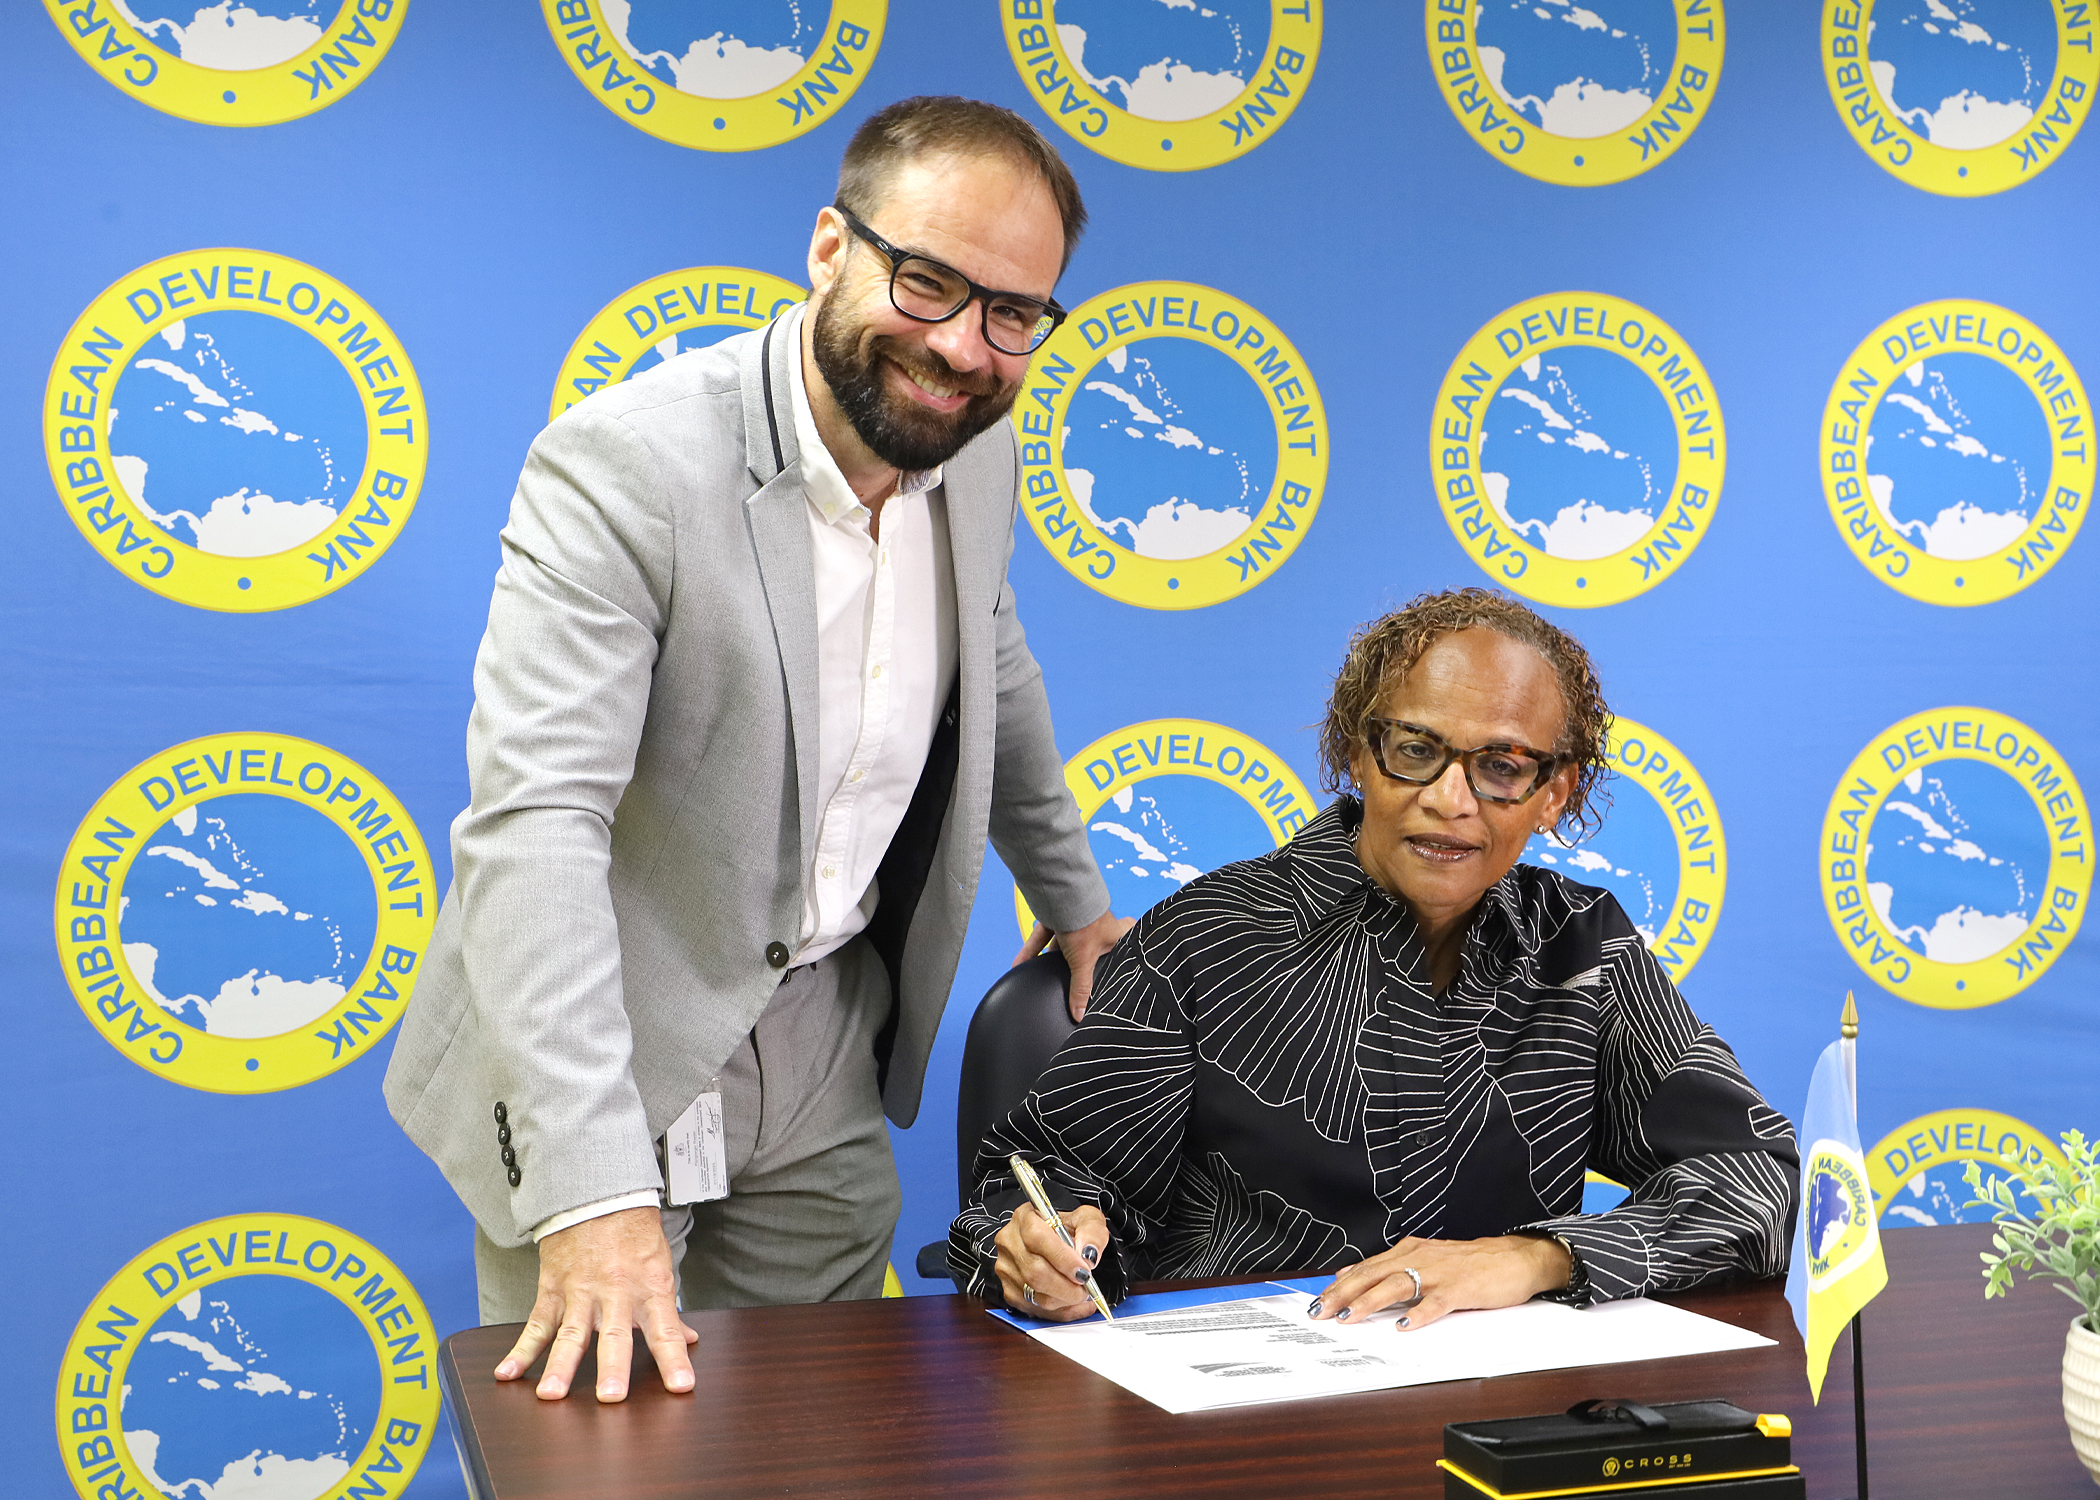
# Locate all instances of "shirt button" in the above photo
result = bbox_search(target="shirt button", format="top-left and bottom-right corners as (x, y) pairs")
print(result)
(822, 865), (837, 879)
(765, 941), (791, 969)
(871, 664), (884, 679)
(879, 549), (889, 564)
(849, 769), (864, 782)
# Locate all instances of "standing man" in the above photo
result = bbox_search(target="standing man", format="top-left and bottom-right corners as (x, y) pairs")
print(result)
(384, 97), (1126, 1404)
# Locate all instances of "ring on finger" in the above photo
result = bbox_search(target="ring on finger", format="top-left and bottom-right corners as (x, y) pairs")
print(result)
(1397, 1266), (1425, 1310)
(1023, 1283), (1036, 1305)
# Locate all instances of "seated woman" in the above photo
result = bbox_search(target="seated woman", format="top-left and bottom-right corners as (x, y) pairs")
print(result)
(950, 587), (1797, 1327)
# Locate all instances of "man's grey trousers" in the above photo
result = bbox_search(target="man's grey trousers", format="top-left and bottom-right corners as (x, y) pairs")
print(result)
(472, 941), (901, 1321)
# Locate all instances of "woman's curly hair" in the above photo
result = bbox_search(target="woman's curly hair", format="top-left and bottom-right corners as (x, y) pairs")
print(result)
(1316, 587), (1613, 840)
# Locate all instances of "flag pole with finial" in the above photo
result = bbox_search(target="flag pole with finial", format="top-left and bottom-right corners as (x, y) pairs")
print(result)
(1786, 990), (1885, 1493)
(1843, 991), (1868, 1500)
(1841, 990), (1858, 1115)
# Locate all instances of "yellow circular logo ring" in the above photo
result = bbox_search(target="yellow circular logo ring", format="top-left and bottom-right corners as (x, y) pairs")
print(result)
(1867, 1108), (2065, 1223)
(55, 733), (437, 1092)
(1821, 300), (2091, 605)
(1432, 292), (1725, 608)
(1821, 0), (2098, 196)
(1015, 718), (1316, 938)
(1014, 281), (1327, 611)
(551, 266), (805, 420)
(44, 0), (410, 125)
(1820, 707), (2090, 1009)
(1426, 0), (1724, 185)
(1585, 717), (1727, 981)
(43, 249), (426, 612)
(540, 0), (884, 151)
(55, 1214), (439, 1500)
(1002, 1), (1320, 171)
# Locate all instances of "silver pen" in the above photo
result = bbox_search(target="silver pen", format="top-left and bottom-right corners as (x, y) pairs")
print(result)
(1009, 1153), (1115, 1321)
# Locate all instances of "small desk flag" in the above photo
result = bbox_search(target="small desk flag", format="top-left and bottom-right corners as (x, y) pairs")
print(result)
(1784, 1001), (1887, 1404)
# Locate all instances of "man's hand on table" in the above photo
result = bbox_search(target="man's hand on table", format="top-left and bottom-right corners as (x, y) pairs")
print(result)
(993, 1202), (1111, 1321)
(494, 1205), (699, 1401)
(1308, 1234), (1574, 1331)
(1014, 910), (1136, 1020)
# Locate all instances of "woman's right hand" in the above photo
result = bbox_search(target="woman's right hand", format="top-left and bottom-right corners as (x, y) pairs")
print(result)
(991, 1202), (1111, 1321)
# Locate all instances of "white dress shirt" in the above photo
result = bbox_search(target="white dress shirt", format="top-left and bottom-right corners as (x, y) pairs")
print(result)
(534, 311), (959, 1241)
(789, 316), (959, 965)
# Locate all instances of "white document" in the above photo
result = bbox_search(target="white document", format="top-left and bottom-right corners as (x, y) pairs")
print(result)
(663, 1087), (728, 1206)
(1016, 1288), (1776, 1414)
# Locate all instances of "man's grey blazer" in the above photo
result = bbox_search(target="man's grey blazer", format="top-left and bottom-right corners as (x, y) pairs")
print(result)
(383, 316), (1109, 1249)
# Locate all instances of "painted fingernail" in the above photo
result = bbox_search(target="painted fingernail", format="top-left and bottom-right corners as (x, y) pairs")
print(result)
(1336, 1308), (1353, 1323)
(1082, 1244), (1099, 1265)
(1073, 1267), (1092, 1284)
(1307, 1299), (1324, 1319)
(1397, 1315), (1411, 1328)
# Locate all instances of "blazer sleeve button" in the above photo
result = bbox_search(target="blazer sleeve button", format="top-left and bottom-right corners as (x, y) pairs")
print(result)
(765, 941), (791, 969)
(501, 1145), (516, 1167)
(507, 1166), (522, 1188)
(493, 1101), (508, 1123)
(497, 1124), (511, 1145)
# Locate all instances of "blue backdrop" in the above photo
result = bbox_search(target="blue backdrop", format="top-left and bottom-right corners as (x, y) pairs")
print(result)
(10, 3), (2096, 1495)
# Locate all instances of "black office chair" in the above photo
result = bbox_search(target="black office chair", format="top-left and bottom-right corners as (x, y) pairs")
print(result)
(912, 951), (1077, 1284)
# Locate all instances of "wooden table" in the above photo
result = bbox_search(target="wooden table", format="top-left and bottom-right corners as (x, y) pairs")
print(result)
(439, 1225), (2092, 1498)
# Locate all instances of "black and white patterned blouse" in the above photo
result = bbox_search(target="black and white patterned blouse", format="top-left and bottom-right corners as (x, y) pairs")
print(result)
(951, 797), (1797, 1308)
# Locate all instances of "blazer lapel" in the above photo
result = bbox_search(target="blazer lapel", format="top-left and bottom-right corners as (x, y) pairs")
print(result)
(939, 430), (1010, 691)
(741, 310), (792, 486)
(742, 315), (822, 870)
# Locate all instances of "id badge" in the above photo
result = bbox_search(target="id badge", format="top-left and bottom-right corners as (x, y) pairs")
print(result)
(663, 1079), (729, 1206)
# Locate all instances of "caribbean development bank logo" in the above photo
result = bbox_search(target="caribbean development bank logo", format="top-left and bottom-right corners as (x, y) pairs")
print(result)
(46, 0), (408, 125)
(1803, 1138), (1878, 1287)
(542, 0), (882, 150)
(551, 266), (804, 418)
(1822, 0), (2096, 196)
(57, 1214), (437, 1500)
(1822, 300), (2091, 604)
(1525, 717), (1724, 979)
(1002, 1), (1319, 171)
(1820, 707), (2089, 1008)
(1427, 0), (1723, 185)
(1015, 720), (1315, 935)
(1433, 293), (1724, 607)
(1868, 1107), (2064, 1228)
(56, 734), (436, 1092)
(1016, 282), (1326, 610)
(995, 0), (1310, 171)
(44, 250), (425, 612)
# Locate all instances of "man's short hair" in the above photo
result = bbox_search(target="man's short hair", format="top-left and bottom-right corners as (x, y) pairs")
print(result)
(837, 96), (1088, 275)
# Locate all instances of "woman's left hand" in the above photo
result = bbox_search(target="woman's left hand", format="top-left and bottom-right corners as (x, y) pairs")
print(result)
(1307, 1234), (1572, 1331)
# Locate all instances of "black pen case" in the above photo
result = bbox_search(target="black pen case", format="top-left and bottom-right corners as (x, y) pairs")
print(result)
(1440, 1399), (1803, 1500)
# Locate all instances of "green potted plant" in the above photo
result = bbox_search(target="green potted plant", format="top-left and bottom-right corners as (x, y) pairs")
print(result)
(1965, 1130), (2100, 1486)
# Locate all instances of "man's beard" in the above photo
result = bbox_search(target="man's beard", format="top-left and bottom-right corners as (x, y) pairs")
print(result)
(810, 292), (1017, 472)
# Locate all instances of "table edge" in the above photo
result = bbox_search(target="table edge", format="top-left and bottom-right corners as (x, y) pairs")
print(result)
(439, 1336), (497, 1500)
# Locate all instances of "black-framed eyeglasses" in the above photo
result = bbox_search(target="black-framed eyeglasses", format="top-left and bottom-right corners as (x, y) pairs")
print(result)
(836, 207), (1068, 356)
(1364, 718), (1561, 805)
